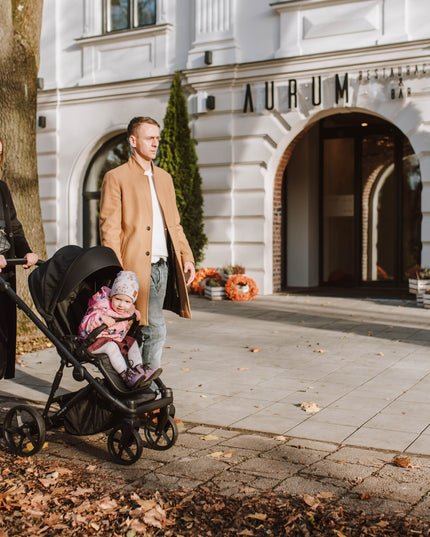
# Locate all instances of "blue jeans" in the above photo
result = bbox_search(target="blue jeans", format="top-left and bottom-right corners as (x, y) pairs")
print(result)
(139, 261), (168, 371)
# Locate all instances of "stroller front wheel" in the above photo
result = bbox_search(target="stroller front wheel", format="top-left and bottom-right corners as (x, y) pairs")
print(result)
(107, 425), (143, 465)
(2, 405), (46, 457)
(144, 415), (178, 451)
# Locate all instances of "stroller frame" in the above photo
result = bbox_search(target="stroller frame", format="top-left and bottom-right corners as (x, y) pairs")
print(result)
(0, 250), (178, 465)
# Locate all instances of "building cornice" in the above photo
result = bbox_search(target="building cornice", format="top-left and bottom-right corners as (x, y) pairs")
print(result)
(37, 38), (430, 104)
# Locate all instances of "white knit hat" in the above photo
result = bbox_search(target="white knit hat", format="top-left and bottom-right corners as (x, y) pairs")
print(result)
(110, 271), (139, 302)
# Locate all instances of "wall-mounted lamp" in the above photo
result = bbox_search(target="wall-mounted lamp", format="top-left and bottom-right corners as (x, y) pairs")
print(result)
(37, 78), (44, 90)
(204, 51), (212, 65)
(206, 95), (216, 110)
(38, 116), (46, 128)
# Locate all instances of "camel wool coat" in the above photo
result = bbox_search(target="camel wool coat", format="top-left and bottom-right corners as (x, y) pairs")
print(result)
(99, 155), (194, 326)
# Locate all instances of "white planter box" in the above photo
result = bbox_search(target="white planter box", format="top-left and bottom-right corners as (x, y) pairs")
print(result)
(408, 279), (430, 295)
(408, 279), (430, 306)
(423, 294), (430, 309)
(205, 286), (225, 300)
(220, 271), (232, 282)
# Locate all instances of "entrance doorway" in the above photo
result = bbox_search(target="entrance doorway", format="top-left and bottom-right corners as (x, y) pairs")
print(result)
(282, 112), (422, 290)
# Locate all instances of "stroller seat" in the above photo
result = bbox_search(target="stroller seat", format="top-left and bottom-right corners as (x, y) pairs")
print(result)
(82, 347), (157, 400)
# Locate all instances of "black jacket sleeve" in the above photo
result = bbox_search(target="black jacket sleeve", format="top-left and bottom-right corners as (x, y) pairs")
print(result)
(0, 181), (31, 258)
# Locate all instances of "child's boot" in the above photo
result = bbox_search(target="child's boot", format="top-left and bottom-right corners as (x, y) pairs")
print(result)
(120, 367), (146, 388)
(134, 364), (162, 382)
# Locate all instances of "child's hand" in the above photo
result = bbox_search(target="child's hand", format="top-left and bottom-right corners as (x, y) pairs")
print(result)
(135, 309), (141, 321)
(101, 315), (115, 327)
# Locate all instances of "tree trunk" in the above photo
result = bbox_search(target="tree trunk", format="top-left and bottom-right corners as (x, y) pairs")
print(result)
(0, 0), (46, 325)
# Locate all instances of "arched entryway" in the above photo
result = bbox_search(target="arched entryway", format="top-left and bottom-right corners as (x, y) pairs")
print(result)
(276, 112), (422, 292)
(82, 133), (130, 247)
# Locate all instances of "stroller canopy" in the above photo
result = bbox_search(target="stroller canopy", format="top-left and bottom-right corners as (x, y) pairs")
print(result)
(29, 245), (122, 331)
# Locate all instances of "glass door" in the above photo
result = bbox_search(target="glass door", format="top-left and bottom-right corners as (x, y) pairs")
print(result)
(322, 137), (356, 283)
(321, 115), (421, 286)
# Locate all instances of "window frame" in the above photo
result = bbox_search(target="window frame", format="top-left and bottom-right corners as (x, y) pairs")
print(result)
(103, 0), (157, 34)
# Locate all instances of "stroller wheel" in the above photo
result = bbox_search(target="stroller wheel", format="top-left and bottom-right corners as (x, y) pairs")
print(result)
(144, 415), (178, 451)
(107, 426), (143, 465)
(2, 405), (46, 457)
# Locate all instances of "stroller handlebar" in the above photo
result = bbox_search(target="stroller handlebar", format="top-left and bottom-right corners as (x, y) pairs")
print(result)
(4, 258), (44, 266)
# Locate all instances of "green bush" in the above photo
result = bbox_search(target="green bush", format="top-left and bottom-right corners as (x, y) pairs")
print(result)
(158, 72), (207, 265)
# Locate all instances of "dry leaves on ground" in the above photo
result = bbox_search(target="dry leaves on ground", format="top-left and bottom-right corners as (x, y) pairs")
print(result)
(0, 453), (428, 536)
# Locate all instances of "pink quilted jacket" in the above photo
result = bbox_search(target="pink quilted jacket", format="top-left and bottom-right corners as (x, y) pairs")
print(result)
(78, 286), (136, 342)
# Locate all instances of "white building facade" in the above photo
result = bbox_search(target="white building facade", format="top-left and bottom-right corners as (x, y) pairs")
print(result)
(37, 0), (430, 294)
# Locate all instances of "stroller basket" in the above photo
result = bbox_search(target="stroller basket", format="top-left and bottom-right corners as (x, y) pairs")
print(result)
(0, 246), (178, 465)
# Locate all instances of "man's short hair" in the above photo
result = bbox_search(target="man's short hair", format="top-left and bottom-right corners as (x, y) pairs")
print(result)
(127, 117), (160, 138)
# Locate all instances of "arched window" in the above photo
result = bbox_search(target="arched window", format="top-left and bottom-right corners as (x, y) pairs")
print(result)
(82, 134), (131, 247)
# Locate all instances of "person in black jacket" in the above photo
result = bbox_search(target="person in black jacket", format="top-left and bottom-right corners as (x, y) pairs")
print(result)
(0, 137), (38, 379)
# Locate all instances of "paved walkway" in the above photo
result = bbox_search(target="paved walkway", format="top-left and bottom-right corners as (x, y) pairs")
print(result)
(2, 293), (430, 517)
(2, 293), (430, 455)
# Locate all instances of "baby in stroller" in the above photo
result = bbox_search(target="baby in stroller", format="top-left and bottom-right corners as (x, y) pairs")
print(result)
(78, 270), (161, 389)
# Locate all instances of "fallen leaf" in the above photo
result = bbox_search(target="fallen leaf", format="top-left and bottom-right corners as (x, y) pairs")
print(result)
(208, 451), (224, 458)
(246, 513), (267, 521)
(240, 486), (256, 493)
(303, 494), (320, 509)
(38, 478), (57, 487)
(99, 498), (118, 510)
(334, 530), (350, 537)
(275, 435), (287, 442)
(314, 349), (326, 353)
(174, 418), (184, 427)
(201, 434), (219, 441)
(360, 493), (372, 500)
(300, 401), (321, 413)
(318, 491), (335, 499)
(249, 348), (262, 353)
(238, 367), (249, 371)
(143, 505), (168, 529)
(181, 367), (191, 371)
(393, 456), (410, 468)
(207, 450), (234, 459)
(285, 514), (300, 525)
(377, 352), (384, 356)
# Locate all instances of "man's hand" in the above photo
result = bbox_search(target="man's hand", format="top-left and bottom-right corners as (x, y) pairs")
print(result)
(184, 261), (195, 286)
(0, 255), (6, 272)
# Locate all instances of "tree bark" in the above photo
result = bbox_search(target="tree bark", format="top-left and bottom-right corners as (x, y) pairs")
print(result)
(0, 0), (46, 320)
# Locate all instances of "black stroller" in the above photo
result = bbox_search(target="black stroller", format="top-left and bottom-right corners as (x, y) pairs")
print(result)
(0, 245), (178, 465)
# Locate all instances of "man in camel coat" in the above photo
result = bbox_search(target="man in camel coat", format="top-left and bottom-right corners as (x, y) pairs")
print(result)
(99, 116), (195, 373)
